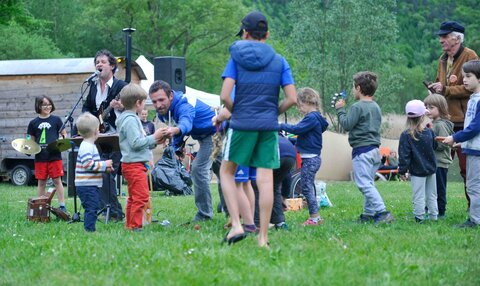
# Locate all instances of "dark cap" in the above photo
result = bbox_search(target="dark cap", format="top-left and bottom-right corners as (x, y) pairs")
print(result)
(437, 21), (465, 36)
(236, 11), (268, 37)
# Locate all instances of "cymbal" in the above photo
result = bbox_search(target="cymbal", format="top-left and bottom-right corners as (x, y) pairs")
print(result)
(11, 138), (41, 155)
(47, 138), (73, 152)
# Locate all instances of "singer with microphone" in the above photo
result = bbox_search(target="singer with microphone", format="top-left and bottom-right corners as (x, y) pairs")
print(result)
(82, 49), (127, 133)
(428, 21), (478, 210)
(80, 49), (127, 222)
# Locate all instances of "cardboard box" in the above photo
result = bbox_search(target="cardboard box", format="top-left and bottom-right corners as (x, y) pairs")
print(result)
(285, 198), (303, 211)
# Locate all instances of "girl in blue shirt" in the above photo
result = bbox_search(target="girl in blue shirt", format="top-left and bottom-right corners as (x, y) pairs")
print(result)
(280, 87), (328, 225)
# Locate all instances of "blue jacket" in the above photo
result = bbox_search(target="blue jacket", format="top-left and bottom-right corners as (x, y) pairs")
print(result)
(453, 93), (480, 156)
(279, 111), (329, 155)
(157, 91), (216, 148)
(278, 135), (297, 158)
(398, 128), (437, 176)
(229, 40), (284, 131)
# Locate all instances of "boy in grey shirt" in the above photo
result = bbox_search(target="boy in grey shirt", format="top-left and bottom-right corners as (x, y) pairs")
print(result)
(335, 71), (394, 224)
(116, 83), (165, 231)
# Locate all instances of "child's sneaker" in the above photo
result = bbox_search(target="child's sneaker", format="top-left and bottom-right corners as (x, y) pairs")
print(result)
(415, 217), (425, 224)
(358, 214), (375, 223)
(454, 219), (478, 228)
(303, 217), (324, 226)
(373, 211), (394, 225)
(274, 222), (289, 230)
(59, 206), (68, 213)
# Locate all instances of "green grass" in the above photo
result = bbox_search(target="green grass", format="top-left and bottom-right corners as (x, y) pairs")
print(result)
(1, 181), (479, 286)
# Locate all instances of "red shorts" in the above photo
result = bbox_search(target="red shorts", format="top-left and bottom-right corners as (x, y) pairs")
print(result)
(34, 160), (64, 180)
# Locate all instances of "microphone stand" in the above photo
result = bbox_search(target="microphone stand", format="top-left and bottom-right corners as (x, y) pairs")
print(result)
(67, 81), (92, 224)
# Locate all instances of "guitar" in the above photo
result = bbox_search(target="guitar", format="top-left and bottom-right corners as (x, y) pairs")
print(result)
(330, 91), (347, 108)
(98, 93), (121, 133)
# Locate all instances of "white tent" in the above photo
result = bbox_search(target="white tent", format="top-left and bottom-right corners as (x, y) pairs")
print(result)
(135, 55), (221, 107)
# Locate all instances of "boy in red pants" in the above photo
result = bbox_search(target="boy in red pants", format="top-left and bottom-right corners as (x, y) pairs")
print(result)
(116, 83), (165, 231)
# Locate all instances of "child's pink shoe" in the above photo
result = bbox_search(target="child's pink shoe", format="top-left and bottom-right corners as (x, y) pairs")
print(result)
(303, 217), (324, 226)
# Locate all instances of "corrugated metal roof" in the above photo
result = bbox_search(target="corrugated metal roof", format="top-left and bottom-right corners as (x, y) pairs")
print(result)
(0, 58), (95, 76)
(0, 57), (147, 80)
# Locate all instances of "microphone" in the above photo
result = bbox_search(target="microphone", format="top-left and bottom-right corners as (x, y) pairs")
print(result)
(84, 70), (100, 83)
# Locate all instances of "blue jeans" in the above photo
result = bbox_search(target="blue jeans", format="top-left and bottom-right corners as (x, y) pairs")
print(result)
(192, 135), (213, 220)
(352, 148), (386, 215)
(301, 156), (321, 215)
(76, 186), (100, 232)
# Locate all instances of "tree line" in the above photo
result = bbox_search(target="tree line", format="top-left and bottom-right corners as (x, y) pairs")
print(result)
(1, 0), (479, 115)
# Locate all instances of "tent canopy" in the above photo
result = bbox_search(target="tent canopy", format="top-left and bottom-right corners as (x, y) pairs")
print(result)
(136, 55), (220, 107)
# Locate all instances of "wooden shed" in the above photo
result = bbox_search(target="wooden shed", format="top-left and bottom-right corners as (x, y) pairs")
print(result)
(0, 57), (146, 185)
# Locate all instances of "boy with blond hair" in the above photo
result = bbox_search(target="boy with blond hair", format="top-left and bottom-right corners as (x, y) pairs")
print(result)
(75, 112), (113, 232)
(116, 83), (165, 231)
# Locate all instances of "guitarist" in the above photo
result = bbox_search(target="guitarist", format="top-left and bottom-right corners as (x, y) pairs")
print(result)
(82, 49), (127, 133)
(81, 49), (127, 221)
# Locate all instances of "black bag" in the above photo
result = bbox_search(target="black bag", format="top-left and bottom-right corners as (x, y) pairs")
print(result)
(152, 145), (193, 196)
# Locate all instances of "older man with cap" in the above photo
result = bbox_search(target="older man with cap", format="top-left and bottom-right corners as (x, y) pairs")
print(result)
(428, 21), (478, 208)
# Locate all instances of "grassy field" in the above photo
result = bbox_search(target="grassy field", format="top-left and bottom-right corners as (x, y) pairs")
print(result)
(1, 180), (479, 286)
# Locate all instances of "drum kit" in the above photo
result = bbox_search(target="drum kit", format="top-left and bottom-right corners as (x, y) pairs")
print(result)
(11, 137), (73, 155)
(12, 137), (73, 222)
(12, 134), (119, 223)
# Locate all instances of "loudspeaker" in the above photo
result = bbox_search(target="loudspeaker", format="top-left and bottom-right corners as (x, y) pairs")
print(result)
(154, 56), (186, 93)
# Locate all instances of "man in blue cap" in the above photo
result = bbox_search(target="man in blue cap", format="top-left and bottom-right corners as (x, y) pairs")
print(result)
(428, 21), (478, 210)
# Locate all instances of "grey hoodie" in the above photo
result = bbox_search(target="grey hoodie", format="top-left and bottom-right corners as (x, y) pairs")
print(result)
(116, 110), (156, 163)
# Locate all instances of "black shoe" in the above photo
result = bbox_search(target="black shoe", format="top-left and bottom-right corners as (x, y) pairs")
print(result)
(217, 202), (223, 213)
(274, 222), (289, 230)
(358, 214), (375, 223)
(454, 219), (478, 228)
(222, 232), (247, 245)
(374, 211), (394, 225)
(415, 217), (425, 224)
(192, 215), (212, 222)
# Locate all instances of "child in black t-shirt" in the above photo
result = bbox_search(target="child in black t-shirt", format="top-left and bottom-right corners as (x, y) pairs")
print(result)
(27, 96), (67, 211)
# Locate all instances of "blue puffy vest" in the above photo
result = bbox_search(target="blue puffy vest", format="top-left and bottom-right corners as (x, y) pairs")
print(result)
(229, 41), (283, 131)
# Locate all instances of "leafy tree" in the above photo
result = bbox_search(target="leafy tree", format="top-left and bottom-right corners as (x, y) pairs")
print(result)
(287, 0), (402, 130)
(0, 21), (63, 60)
(24, 0), (249, 94)
(0, 0), (63, 59)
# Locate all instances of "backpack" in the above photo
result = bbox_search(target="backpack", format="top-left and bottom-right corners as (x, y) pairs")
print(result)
(151, 145), (193, 196)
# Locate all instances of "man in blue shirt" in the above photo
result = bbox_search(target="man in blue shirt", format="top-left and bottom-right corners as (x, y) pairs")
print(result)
(149, 80), (217, 221)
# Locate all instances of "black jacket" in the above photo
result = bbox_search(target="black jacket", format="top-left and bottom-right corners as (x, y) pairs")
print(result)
(82, 77), (127, 130)
(398, 128), (437, 177)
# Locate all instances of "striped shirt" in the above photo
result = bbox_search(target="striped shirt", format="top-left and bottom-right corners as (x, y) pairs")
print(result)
(75, 141), (107, 187)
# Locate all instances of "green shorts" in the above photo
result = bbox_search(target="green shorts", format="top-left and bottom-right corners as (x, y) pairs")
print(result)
(223, 129), (279, 169)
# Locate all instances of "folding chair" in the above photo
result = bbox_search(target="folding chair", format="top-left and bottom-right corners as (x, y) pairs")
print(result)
(375, 147), (399, 181)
